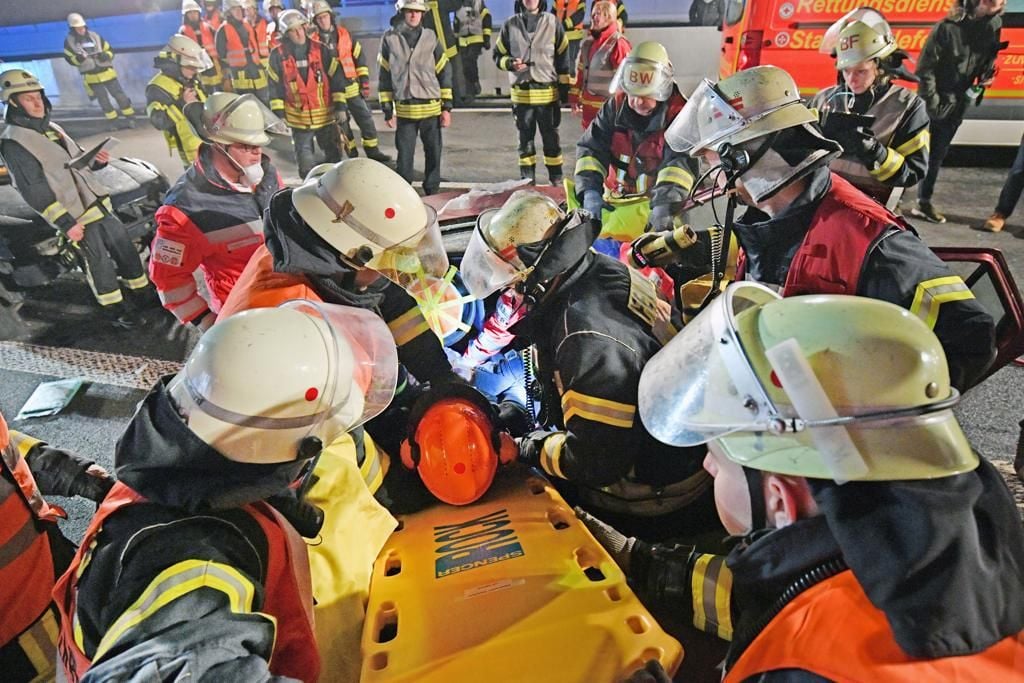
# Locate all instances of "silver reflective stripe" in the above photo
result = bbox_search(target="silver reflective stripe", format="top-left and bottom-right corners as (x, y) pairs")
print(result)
(314, 180), (397, 249)
(184, 377), (327, 430)
(0, 514), (40, 571)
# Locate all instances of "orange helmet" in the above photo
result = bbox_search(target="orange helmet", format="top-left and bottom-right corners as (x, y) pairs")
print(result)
(401, 384), (516, 505)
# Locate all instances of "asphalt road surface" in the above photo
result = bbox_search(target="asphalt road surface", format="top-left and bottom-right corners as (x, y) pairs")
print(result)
(1, 110), (1021, 543)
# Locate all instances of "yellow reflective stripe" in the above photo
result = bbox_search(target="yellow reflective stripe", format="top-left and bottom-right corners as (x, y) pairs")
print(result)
(395, 101), (443, 119)
(656, 166), (695, 192)
(519, 155), (537, 166)
(387, 306), (432, 345)
(79, 204), (106, 225)
(363, 137), (379, 148)
(869, 146), (905, 182)
(543, 154), (563, 166)
(357, 66), (370, 78)
(444, 45), (457, 58)
(94, 559), (260, 661)
(378, 55), (390, 70)
(715, 560), (734, 640)
(565, 28), (584, 40)
(557, 34), (569, 54)
(575, 155), (607, 177)
(560, 390), (635, 429)
(909, 276), (975, 330)
(511, 86), (558, 105)
(895, 127), (930, 156)
(42, 201), (69, 224)
(331, 92), (347, 105)
(359, 443), (389, 494)
(269, 98), (285, 110)
(344, 82), (360, 98)
(9, 430), (42, 458)
(538, 432), (568, 480)
(439, 88), (453, 100)
(460, 35), (485, 46)
(690, 553), (713, 631)
(379, 90), (394, 104)
(17, 609), (58, 677)
(123, 273), (150, 290)
(435, 54), (449, 74)
(95, 289), (125, 306)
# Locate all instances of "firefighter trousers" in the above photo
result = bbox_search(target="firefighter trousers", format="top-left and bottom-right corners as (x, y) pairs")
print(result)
(338, 95), (381, 153)
(395, 115), (443, 195)
(76, 215), (149, 306)
(514, 102), (563, 183)
(292, 125), (343, 179)
(89, 78), (134, 121)
(461, 45), (483, 97)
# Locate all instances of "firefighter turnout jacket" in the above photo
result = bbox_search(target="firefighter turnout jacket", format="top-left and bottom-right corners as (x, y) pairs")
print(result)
(268, 37), (347, 130)
(318, 23), (372, 100)
(150, 143), (282, 326)
(570, 22), (631, 128)
(809, 81), (930, 204)
(494, 11), (572, 105)
(379, 24), (454, 121)
(216, 13), (269, 92)
(455, 0), (493, 48)
(62, 29), (119, 98)
(180, 16), (225, 91)
(517, 252), (709, 518)
(734, 169), (995, 390)
(551, 0), (585, 44)
(146, 54), (208, 164)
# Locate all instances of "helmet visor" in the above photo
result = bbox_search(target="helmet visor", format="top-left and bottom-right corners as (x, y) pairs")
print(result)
(460, 208), (528, 298)
(665, 79), (748, 155)
(178, 46), (214, 71)
(364, 205), (450, 290)
(638, 282), (782, 447)
(609, 58), (675, 101)
(206, 93), (289, 145)
(278, 300), (399, 430)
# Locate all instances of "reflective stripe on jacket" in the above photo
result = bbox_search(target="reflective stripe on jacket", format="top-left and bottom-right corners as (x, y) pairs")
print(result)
(146, 72), (207, 163)
(606, 91), (688, 197)
(505, 13), (558, 86)
(275, 41), (334, 129)
(383, 29), (443, 102)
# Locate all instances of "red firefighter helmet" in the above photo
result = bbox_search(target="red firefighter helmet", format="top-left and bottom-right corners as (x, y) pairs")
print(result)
(401, 385), (516, 505)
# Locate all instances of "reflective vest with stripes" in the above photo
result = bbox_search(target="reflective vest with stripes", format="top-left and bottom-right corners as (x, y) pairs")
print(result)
(53, 481), (319, 682)
(180, 20), (218, 63)
(384, 29), (442, 101)
(606, 91), (686, 196)
(222, 18), (261, 68)
(726, 570), (1024, 682)
(552, 0), (583, 34)
(579, 28), (624, 107)
(0, 423), (64, 651)
(506, 13), (558, 86)
(333, 26), (359, 81)
(456, 0), (485, 38)
(822, 84), (916, 199)
(251, 16), (271, 59)
(736, 174), (907, 296)
(277, 42), (333, 129)
(0, 122), (109, 226)
(147, 72), (208, 163)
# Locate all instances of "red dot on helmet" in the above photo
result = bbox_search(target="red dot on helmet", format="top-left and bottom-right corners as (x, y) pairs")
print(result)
(305, 387), (319, 401)
(385, 207), (396, 219)
(453, 462), (466, 475)
(769, 370), (782, 388)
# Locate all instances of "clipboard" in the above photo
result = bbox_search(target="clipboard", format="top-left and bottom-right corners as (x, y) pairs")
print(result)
(66, 136), (119, 171)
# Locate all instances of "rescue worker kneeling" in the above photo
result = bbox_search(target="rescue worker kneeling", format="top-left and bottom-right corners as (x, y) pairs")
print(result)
(459, 191), (717, 542)
(573, 41), (696, 248)
(582, 283), (1024, 681)
(53, 301), (400, 681)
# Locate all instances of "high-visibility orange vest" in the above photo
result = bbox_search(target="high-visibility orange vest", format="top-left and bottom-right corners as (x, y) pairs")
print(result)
(0, 415), (64, 648)
(553, 0), (583, 27)
(53, 481), (320, 682)
(727, 570), (1024, 683)
(334, 26), (358, 81)
(278, 42), (333, 129)
(181, 20), (218, 63)
(251, 15), (271, 59)
(204, 7), (223, 31)
(223, 19), (260, 68)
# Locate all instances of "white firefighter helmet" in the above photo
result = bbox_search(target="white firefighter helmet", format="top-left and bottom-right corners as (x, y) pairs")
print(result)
(460, 190), (565, 298)
(0, 69), (44, 103)
(819, 7), (892, 57)
(182, 0), (203, 15)
(638, 282), (976, 482)
(396, 0), (429, 12)
(311, 0), (334, 17)
(166, 34), (214, 70)
(223, 0), (247, 11)
(666, 65), (816, 155)
(291, 159), (450, 289)
(278, 8), (308, 34)
(67, 12), (86, 28)
(834, 20), (899, 70)
(169, 301), (399, 464)
(609, 41), (676, 102)
(264, 0), (285, 12)
(200, 92), (288, 146)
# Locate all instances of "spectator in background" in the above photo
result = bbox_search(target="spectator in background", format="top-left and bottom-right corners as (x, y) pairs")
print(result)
(570, 0), (630, 129)
(216, 0), (271, 105)
(911, 0), (1005, 224)
(980, 131), (1024, 232)
(62, 13), (136, 130)
(454, 0), (493, 103)
(689, 0), (723, 27)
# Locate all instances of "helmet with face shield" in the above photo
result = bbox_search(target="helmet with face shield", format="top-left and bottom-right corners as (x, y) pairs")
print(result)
(638, 282), (977, 482)
(609, 41), (675, 102)
(169, 301), (399, 464)
(200, 92), (289, 146)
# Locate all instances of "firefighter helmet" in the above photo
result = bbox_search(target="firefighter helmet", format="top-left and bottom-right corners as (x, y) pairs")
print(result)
(182, 0), (203, 15)
(169, 301), (399, 464)
(264, 0), (285, 11)
(819, 7), (892, 58)
(0, 69), (43, 103)
(223, 0), (247, 10)
(395, 0), (429, 12)
(278, 8), (308, 34)
(609, 41), (676, 102)
(460, 190), (565, 298)
(165, 33), (214, 70)
(200, 92), (287, 146)
(311, 0), (334, 17)
(638, 282), (977, 481)
(67, 13), (86, 28)
(291, 159), (449, 288)
(666, 65), (816, 155)
(834, 20), (899, 70)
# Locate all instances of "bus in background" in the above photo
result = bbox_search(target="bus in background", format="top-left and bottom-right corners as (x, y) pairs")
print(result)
(718, 0), (1024, 145)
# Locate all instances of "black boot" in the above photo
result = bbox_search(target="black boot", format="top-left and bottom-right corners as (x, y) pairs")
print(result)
(365, 147), (392, 163)
(520, 166), (536, 185)
(104, 301), (137, 330)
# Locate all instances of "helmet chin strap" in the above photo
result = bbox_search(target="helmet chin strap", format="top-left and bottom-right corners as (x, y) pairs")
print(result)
(744, 466), (768, 532)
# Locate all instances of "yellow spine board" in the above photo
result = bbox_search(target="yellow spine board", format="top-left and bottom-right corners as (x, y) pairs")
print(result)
(360, 465), (683, 682)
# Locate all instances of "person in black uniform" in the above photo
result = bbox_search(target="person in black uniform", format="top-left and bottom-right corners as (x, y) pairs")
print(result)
(662, 65), (996, 391)
(459, 190), (718, 541)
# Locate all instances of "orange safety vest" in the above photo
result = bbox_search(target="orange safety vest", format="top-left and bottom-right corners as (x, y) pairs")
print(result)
(223, 19), (260, 68)
(251, 15), (271, 59)
(181, 20), (218, 63)
(53, 481), (319, 682)
(0, 417), (64, 648)
(727, 570), (1024, 683)
(334, 25), (358, 81)
(553, 0), (583, 27)
(277, 42), (334, 129)
(204, 7), (223, 31)
(218, 245), (320, 320)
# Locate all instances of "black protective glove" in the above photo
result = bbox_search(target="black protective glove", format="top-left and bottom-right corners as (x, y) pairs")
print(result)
(626, 660), (673, 683)
(646, 205), (674, 233)
(834, 126), (883, 165)
(497, 400), (533, 438)
(558, 82), (571, 105)
(69, 466), (115, 503)
(26, 442), (113, 502)
(483, 36), (491, 50)
(516, 429), (554, 468)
